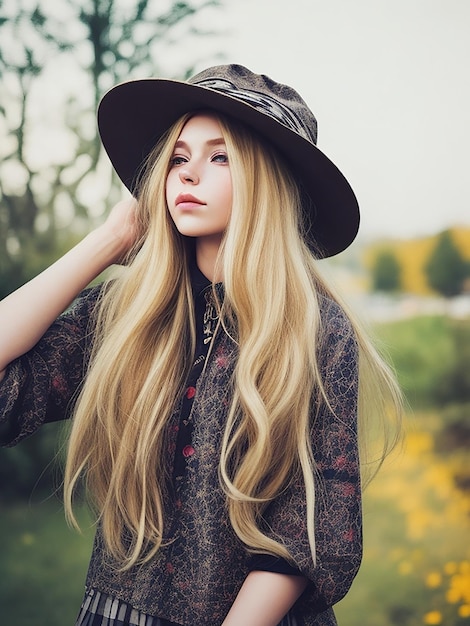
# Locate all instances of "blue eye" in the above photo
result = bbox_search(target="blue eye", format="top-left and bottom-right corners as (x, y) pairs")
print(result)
(170, 156), (187, 166)
(212, 153), (228, 163)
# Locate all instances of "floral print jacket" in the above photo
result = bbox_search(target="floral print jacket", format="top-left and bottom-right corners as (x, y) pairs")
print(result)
(0, 285), (362, 626)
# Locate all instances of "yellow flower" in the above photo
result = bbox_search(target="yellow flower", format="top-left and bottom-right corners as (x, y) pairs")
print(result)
(423, 610), (442, 625)
(407, 431), (433, 455)
(425, 572), (442, 588)
(449, 573), (470, 603)
(446, 588), (461, 604)
(399, 561), (413, 575)
(444, 562), (458, 575)
(459, 605), (470, 618)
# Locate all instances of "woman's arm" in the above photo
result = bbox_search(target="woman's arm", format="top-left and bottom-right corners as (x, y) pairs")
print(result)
(0, 198), (138, 379)
(222, 570), (308, 626)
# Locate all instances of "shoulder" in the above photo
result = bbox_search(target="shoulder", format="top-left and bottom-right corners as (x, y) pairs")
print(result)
(318, 294), (355, 342)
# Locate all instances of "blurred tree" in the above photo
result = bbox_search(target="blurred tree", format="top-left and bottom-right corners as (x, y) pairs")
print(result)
(0, 0), (222, 298)
(0, 0), (222, 499)
(371, 249), (401, 292)
(425, 229), (469, 297)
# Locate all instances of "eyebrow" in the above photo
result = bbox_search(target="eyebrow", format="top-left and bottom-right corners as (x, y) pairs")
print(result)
(174, 137), (226, 149)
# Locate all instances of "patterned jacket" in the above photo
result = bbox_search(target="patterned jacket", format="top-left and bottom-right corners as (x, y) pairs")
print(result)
(0, 286), (362, 626)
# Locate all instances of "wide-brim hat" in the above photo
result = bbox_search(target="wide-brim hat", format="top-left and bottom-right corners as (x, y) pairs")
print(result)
(98, 64), (359, 257)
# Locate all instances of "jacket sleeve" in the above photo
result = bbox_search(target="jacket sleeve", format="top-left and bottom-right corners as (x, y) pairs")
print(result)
(0, 286), (102, 447)
(262, 298), (362, 614)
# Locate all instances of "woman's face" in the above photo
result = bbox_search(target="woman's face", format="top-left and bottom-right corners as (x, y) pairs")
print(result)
(166, 113), (233, 250)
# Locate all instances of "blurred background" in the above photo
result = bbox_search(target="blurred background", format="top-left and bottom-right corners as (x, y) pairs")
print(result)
(0, 0), (469, 624)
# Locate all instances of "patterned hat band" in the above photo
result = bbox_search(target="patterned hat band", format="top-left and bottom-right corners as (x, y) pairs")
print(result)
(192, 78), (318, 145)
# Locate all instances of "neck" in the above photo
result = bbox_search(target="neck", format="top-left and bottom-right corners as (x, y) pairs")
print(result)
(195, 237), (223, 282)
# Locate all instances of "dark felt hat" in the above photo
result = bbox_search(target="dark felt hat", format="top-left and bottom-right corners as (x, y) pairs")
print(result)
(97, 64), (360, 257)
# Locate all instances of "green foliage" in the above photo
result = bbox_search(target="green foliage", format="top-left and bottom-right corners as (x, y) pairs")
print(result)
(425, 230), (469, 297)
(433, 403), (470, 497)
(0, 501), (93, 625)
(376, 315), (470, 409)
(371, 249), (402, 292)
(0, 422), (66, 502)
(435, 403), (470, 454)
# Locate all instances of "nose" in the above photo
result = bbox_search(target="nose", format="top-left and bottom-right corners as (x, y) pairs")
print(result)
(179, 167), (199, 184)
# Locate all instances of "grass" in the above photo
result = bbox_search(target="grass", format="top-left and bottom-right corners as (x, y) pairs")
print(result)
(0, 499), (94, 625)
(375, 315), (470, 412)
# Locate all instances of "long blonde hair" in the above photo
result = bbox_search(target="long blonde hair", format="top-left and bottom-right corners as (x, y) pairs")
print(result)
(64, 112), (402, 570)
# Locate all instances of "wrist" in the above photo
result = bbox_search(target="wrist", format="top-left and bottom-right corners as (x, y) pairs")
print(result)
(92, 197), (139, 265)
(87, 224), (131, 267)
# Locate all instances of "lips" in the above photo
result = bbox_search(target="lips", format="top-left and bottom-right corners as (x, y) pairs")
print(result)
(175, 193), (205, 208)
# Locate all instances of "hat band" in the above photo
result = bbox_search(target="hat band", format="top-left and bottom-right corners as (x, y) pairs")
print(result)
(192, 78), (317, 145)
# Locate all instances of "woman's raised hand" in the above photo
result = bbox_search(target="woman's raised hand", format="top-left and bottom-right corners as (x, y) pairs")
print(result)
(0, 197), (141, 376)
(98, 197), (140, 264)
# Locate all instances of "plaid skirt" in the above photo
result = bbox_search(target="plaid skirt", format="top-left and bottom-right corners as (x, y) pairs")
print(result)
(76, 588), (300, 626)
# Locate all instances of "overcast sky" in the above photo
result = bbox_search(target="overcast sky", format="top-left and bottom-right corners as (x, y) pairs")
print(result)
(192, 0), (470, 241)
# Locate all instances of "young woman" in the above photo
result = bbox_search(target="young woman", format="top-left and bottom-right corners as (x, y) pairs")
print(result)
(0, 64), (402, 626)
